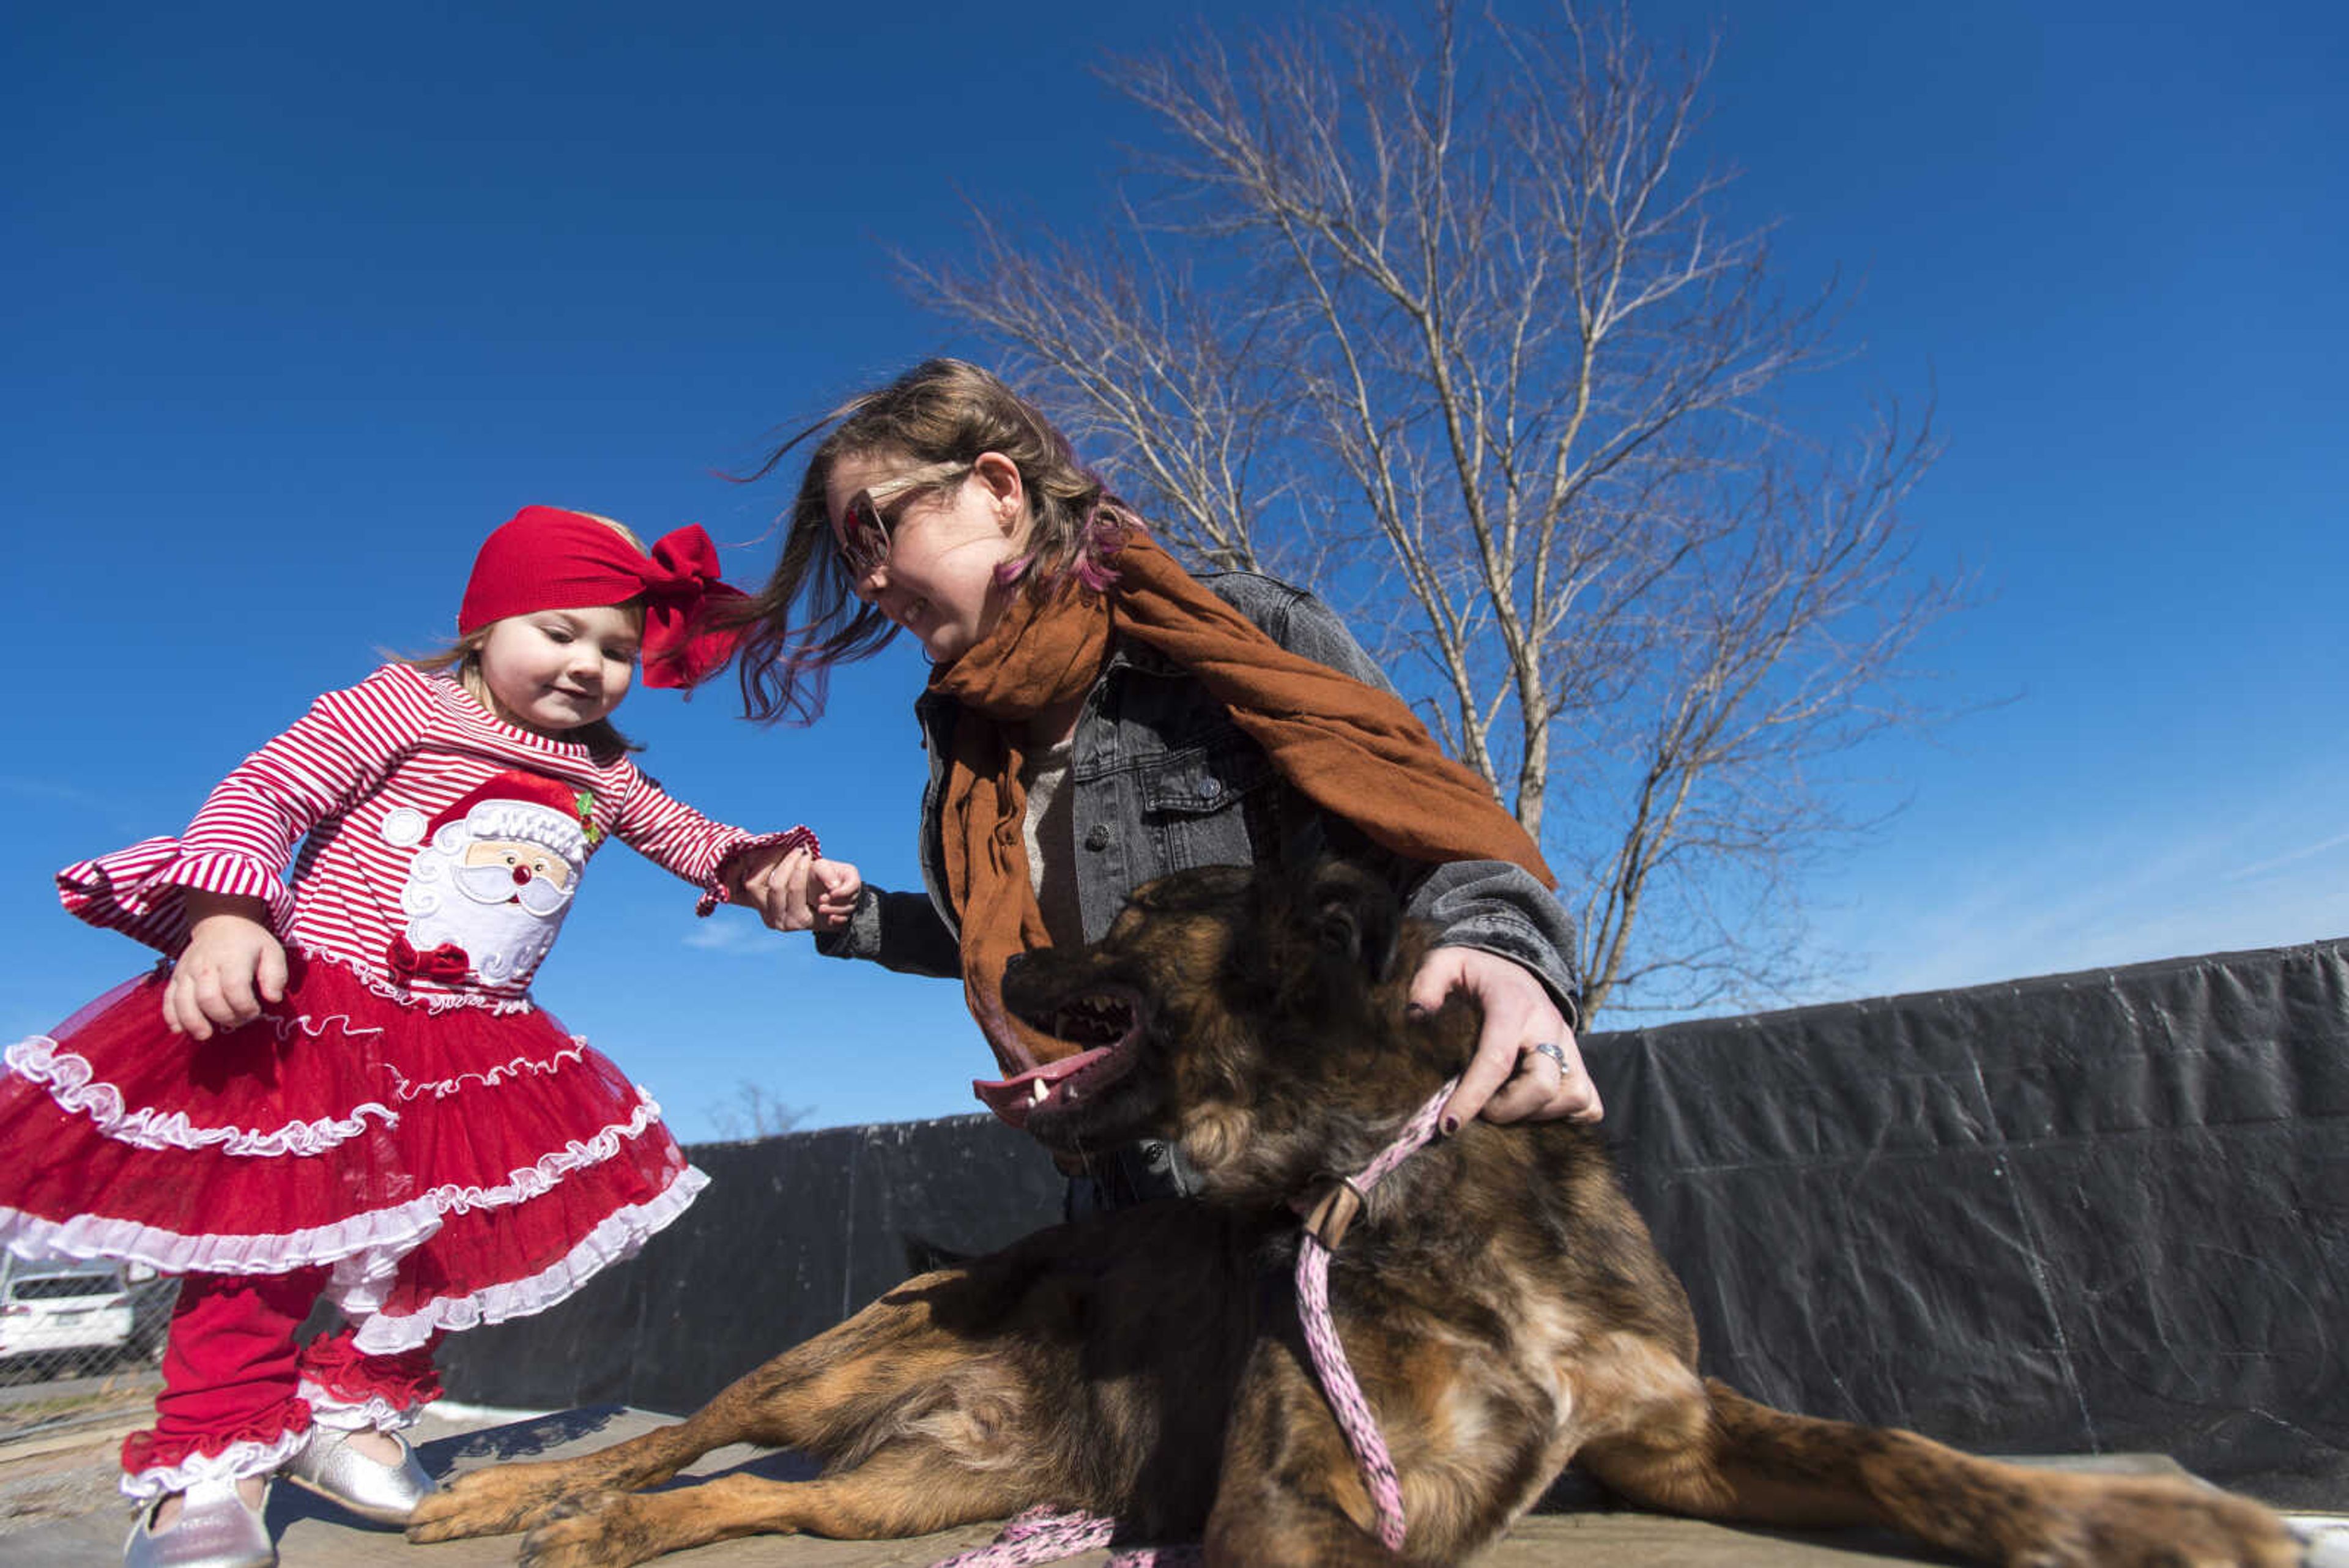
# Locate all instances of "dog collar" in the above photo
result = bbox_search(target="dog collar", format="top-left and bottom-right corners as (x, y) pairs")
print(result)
(1296, 1077), (1457, 1250)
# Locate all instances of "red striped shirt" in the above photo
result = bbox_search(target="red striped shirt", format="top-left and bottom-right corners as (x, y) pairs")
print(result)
(58, 665), (814, 1005)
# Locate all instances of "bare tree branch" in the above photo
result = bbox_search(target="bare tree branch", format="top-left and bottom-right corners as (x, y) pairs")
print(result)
(910, 1), (1972, 1020)
(704, 1082), (811, 1143)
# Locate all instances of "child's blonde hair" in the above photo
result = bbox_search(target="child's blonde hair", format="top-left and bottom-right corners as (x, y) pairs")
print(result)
(721, 359), (1136, 724)
(402, 511), (649, 756)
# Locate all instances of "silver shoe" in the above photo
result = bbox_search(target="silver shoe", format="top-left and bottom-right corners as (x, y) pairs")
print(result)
(2288, 1514), (2349, 1568)
(123, 1477), (275, 1568)
(279, 1426), (437, 1525)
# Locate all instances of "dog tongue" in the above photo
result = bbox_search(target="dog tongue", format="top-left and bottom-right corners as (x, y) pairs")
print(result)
(972, 1047), (1114, 1131)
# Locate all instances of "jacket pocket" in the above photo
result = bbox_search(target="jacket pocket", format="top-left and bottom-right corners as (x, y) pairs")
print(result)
(1137, 741), (1277, 871)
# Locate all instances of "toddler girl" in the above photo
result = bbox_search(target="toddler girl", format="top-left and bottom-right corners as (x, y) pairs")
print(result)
(0, 505), (858, 1567)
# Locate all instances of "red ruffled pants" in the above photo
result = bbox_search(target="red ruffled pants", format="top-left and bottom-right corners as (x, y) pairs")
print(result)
(119, 1268), (445, 1497)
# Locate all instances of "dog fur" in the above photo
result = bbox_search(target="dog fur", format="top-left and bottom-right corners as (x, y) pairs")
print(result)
(407, 860), (2304, 1566)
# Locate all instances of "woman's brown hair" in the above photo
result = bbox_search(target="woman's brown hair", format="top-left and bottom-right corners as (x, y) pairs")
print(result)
(722, 359), (1134, 724)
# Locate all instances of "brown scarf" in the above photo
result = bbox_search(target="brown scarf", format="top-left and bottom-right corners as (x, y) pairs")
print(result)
(930, 530), (1554, 1074)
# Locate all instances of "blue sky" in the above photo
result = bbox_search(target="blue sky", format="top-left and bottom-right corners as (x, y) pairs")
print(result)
(6, 1), (2342, 1139)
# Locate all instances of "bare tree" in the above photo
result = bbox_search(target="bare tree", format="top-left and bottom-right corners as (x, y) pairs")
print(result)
(912, 2), (1964, 1019)
(704, 1081), (810, 1143)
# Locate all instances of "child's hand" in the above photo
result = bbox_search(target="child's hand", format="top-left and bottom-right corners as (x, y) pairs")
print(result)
(807, 858), (863, 935)
(165, 894), (286, 1039)
(736, 845), (819, 934)
(723, 842), (793, 908)
(738, 849), (862, 935)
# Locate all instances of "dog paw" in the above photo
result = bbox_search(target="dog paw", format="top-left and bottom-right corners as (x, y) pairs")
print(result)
(405, 1471), (525, 1541)
(2011, 1479), (2305, 1568)
(517, 1492), (655, 1568)
(406, 1466), (585, 1542)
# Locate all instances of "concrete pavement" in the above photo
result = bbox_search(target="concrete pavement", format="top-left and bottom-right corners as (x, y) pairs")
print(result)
(6, 1403), (2333, 1566)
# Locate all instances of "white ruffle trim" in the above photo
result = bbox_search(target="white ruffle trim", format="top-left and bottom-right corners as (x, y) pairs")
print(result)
(423, 1095), (664, 1216)
(6, 1035), (399, 1157)
(347, 1164), (709, 1355)
(120, 1427), (309, 1499)
(343, 956), (538, 1016)
(2, 1198), (444, 1280)
(298, 1382), (421, 1433)
(0, 1092), (670, 1279)
(320, 1098), (681, 1316)
(377, 1038), (592, 1102)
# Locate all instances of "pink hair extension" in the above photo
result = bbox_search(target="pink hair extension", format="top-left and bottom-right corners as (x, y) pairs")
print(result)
(995, 492), (1136, 595)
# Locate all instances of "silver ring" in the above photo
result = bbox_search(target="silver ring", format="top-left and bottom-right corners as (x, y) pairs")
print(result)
(1531, 1041), (1572, 1076)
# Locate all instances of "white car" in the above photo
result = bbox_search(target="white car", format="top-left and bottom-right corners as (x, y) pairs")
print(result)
(0, 1258), (138, 1370)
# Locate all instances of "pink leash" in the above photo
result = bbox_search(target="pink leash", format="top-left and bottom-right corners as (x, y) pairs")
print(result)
(933, 1079), (1458, 1567)
(930, 1506), (1194, 1567)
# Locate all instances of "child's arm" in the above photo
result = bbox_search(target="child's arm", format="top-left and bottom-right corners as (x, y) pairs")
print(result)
(61, 666), (423, 955)
(607, 772), (818, 916)
(163, 891), (289, 1039)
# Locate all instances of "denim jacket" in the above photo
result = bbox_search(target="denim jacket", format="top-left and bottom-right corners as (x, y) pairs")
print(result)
(818, 573), (1582, 1203)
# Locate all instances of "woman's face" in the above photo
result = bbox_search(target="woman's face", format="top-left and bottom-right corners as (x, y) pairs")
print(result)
(826, 450), (1028, 666)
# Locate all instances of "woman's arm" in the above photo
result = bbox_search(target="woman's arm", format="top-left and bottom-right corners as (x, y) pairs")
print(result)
(814, 885), (965, 978)
(1235, 576), (1599, 1123)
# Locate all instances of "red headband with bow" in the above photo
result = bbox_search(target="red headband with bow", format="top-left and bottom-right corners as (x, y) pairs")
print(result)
(458, 507), (747, 689)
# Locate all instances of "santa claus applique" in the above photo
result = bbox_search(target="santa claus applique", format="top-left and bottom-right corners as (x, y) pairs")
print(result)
(379, 771), (598, 987)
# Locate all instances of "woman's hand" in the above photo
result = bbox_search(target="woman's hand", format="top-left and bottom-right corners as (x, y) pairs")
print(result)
(807, 858), (863, 934)
(1409, 946), (1601, 1132)
(164, 894), (286, 1039)
(739, 847), (864, 934)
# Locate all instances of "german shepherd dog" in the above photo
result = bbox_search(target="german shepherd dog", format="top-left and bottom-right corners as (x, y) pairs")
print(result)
(408, 861), (2306, 1566)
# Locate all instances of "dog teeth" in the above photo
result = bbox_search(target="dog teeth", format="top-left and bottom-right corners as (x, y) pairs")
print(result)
(1030, 1080), (1049, 1106)
(1051, 995), (1130, 1042)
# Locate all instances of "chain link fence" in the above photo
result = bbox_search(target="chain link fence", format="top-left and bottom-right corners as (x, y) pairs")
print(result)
(0, 1259), (176, 1443)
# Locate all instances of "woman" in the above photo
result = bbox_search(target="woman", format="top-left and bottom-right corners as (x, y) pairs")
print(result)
(733, 359), (1597, 1211)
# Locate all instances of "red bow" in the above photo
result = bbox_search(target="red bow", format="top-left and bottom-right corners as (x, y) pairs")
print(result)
(638, 526), (750, 689)
(387, 934), (472, 983)
(458, 508), (749, 691)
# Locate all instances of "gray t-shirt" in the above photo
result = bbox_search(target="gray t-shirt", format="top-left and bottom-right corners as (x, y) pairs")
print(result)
(1020, 735), (1084, 949)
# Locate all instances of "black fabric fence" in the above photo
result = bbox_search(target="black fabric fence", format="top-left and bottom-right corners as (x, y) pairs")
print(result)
(1598, 937), (2347, 1506)
(437, 937), (2348, 1504)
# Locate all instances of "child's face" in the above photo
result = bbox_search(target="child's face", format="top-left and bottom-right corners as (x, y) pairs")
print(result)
(477, 605), (639, 735)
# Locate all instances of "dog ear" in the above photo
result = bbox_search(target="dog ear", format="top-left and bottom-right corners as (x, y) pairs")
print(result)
(1309, 860), (1401, 984)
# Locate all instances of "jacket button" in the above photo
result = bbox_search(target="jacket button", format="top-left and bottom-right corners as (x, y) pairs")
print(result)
(1198, 778), (1222, 801)
(1084, 825), (1111, 851)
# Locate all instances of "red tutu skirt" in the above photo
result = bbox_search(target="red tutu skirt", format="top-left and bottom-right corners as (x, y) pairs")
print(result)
(0, 951), (705, 1355)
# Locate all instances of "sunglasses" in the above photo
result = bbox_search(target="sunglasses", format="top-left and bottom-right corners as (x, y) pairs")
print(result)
(832, 461), (972, 579)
